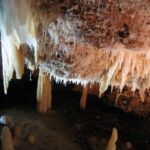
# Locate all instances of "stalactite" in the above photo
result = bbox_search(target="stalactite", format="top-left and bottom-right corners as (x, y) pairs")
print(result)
(1, 0), (150, 106)
(1, 29), (20, 93)
(0, 0), (38, 93)
(37, 69), (52, 113)
(14, 47), (25, 79)
(99, 57), (120, 97)
(80, 85), (88, 109)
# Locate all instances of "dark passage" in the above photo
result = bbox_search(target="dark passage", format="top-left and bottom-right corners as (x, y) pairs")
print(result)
(0, 72), (149, 150)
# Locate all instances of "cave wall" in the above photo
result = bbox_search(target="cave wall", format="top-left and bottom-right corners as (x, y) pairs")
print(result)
(1, 0), (150, 114)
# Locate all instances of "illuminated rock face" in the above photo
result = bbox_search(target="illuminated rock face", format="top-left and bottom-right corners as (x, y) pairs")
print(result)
(1, 0), (150, 112)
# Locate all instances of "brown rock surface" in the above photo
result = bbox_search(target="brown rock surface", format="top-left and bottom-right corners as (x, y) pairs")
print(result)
(1, 0), (150, 114)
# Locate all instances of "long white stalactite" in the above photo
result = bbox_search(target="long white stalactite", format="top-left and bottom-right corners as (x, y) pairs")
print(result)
(0, 0), (37, 93)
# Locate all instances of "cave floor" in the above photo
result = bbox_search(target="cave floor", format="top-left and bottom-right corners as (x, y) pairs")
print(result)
(0, 108), (81, 150)
(0, 77), (150, 150)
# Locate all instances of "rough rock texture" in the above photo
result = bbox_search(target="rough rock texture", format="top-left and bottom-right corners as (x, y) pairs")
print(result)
(1, 0), (150, 114)
(105, 87), (150, 116)
(36, 0), (150, 99)
(73, 84), (150, 116)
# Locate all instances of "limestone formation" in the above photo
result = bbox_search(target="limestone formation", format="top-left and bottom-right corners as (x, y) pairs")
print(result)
(106, 128), (118, 150)
(1, 126), (15, 150)
(1, 0), (150, 113)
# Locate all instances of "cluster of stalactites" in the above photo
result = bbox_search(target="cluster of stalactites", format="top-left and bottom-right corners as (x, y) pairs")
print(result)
(40, 36), (150, 103)
(41, 1), (150, 103)
(0, 0), (38, 93)
(98, 45), (150, 102)
(0, 0), (150, 110)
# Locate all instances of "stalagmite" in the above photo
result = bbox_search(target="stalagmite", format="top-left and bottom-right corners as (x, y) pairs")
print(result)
(37, 69), (52, 113)
(28, 134), (36, 144)
(1, 126), (15, 150)
(106, 128), (118, 150)
(80, 85), (88, 109)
